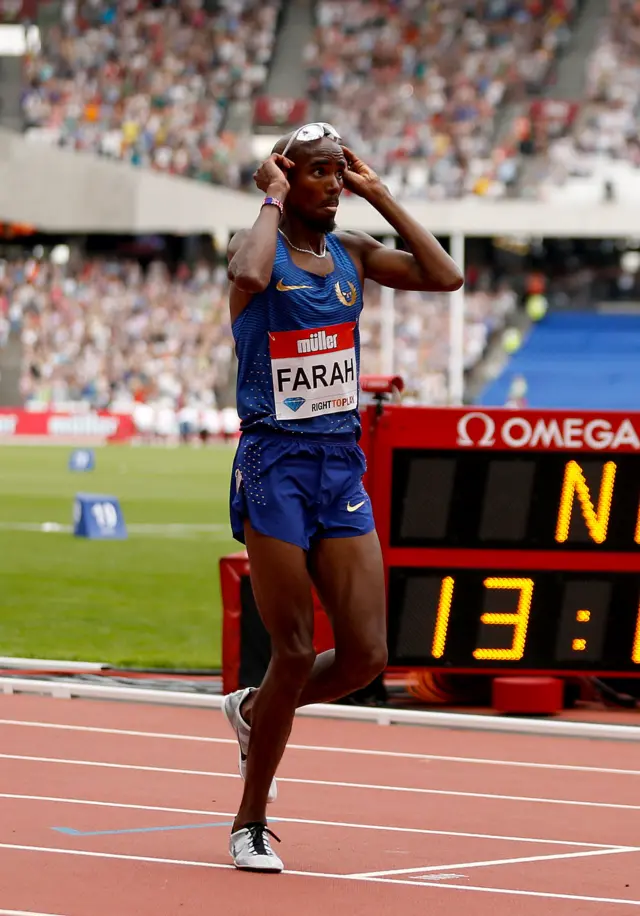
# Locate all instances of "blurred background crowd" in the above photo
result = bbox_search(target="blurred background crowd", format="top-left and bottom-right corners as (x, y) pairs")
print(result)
(305, 0), (579, 201)
(0, 0), (637, 425)
(22, 0), (587, 199)
(0, 251), (517, 416)
(22, 0), (282, 188)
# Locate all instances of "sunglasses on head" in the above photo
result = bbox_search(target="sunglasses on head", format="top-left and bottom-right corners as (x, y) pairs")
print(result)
(282, 122), (341, 158)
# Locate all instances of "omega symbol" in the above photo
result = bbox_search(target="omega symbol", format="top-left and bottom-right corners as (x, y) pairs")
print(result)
(456, 412), (496, 448)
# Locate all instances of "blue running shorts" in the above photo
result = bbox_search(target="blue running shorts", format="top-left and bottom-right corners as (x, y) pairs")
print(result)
(230, 431), (375, 550)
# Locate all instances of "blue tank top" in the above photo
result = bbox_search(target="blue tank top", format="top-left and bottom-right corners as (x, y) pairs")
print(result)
(232, 233), (363, 437)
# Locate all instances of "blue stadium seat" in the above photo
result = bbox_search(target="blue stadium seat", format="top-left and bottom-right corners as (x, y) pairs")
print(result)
(477, 313), (640, 410)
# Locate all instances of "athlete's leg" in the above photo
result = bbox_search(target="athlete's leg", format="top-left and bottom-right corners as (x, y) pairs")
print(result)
(232, 522), (316, 831)
(242, 529), (386, 718)
(300, 529), (387, 704)
(294, 443), (387, 702)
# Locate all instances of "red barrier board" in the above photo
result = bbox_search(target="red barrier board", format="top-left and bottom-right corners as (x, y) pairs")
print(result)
(0, 409), (135, 441)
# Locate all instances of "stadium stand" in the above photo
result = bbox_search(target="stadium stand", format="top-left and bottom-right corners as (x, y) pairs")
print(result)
(1, 251), (515, 415)
(478, 311), (640, 409)
(361, 280), (517, 404)
(22, 0), (282, 188)
(21, 0), (582, 199)
(521, 0), (640, 203)
(6, 0), (638, 415)
(12, 256), (234, 412)
(305, 0), (580, 200)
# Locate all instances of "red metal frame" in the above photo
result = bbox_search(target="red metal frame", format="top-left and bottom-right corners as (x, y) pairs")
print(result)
(220, 552), (249, 694)
(220, 552), (335, 694)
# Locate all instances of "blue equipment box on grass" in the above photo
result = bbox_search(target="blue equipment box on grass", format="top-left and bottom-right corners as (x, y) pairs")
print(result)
(69, 449), (95, 471)
(73, 493), (127, 540)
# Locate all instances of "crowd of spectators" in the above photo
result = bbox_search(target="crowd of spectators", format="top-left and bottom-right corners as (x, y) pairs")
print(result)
(19, 0), (640, 203)
(24, 0), (640, 205)
(519, 0), (640, 201)
(22, 0), (281, 189)
(19, 0), (586, 199)
(2, 255), (234, 412)
(305, 0), (579, 201)
(360, 277), (516, 403)
(0, 251), (516, 414)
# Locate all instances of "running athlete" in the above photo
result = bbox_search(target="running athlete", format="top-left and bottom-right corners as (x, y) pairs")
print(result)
(223, 123), (463, 872)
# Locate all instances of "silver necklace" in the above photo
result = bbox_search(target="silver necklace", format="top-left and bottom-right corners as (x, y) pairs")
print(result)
(278, 228), (327, 259)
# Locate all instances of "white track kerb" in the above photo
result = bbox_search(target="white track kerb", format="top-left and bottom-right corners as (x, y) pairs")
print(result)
(1, 675), (639, 742)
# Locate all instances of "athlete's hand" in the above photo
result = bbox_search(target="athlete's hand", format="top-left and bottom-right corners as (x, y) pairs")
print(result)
(253, 154), (294, 198)
(341, 146), (385, 200)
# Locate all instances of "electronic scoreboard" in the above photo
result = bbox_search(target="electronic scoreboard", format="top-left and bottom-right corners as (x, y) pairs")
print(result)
(362, 406), (640, 676)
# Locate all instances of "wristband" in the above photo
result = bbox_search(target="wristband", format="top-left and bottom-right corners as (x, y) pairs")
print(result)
(262, 196), (284, 215)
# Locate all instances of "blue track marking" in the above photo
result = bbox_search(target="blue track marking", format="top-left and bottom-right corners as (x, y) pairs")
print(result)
(52, 821), (237, 838)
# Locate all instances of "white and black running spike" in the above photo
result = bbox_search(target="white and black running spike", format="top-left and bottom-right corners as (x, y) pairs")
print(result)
(230, 822), (284, 872)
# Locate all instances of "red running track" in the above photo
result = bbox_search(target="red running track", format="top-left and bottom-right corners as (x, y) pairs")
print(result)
(0, 693), (639, 915)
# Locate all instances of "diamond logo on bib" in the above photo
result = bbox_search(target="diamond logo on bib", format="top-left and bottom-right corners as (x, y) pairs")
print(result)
(269, 322), (358, 420)
(283, 397), (306, 412)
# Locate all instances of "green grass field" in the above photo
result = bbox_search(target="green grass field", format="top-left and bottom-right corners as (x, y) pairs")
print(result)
(0, 445), (238, 668)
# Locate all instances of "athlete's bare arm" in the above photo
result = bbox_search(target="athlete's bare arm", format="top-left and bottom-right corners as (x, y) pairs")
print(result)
(227, 154), (294, 322)
(337, 145), (464, 293)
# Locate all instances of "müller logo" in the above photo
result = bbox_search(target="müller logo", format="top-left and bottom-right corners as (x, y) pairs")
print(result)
(297, 330), (338, 354)
(456, 413), (640, 450)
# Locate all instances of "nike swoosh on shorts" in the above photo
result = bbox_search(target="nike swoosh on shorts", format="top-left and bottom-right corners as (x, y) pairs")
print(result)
(347, 500), (365, 512)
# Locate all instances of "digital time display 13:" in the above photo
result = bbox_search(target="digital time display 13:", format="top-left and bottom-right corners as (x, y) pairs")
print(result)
(387, 569), (640, 672)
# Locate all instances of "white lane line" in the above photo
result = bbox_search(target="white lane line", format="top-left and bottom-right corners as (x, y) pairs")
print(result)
(0, 753), (638, 812)
(350, 846), (639, 879)
(0, 661), (108, 672)
(0, 793), (627, 850)
(0, 522), (228, 540)
(0, 911), (70, 916)
(421, 873), (467, 881)
(1, 843), (640, 908)
(0, 843), (317, 875)
(1, 718), (638, 778)
(365, 875), (640, 907)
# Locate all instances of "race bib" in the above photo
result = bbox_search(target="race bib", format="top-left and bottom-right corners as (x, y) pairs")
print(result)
(269, 322), (358, 420)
